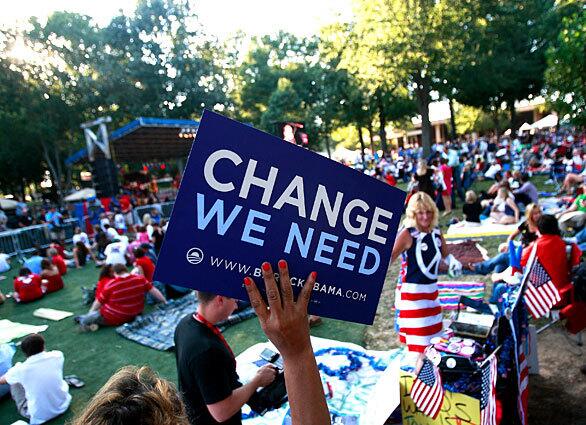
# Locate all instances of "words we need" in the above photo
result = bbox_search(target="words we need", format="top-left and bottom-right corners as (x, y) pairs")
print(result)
(196, 149), (397, 275)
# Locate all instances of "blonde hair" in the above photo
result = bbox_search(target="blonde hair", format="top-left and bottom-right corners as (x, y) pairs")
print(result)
(465, 190), (477, 203)
(525, 203), (542, 227)
(142, 213), (152, 226)
(416, 160), (428, 176)
(71, 366), (189, 425)
(403, 192), (439, 229)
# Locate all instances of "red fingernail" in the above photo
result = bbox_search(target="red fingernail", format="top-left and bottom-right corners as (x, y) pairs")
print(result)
(243, 277), (251, 286)
(311, 271), (317, 279)
(278, 259), (287, 269)
(262, 262), (271, 271)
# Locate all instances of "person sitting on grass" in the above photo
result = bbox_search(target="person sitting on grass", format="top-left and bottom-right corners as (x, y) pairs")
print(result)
(490, 186), (519, 224)
(75, 263), (166, 331)
(13, 267), (43, 303)
(72, 227), (98, 264)
(81, 264), (115, 306)
(23, 248), (45, 275)
(133, 247), (155, 282)
(0, 334), (71, 425)
(48, 247), (67, 276)
(453, 190), (483, 227)
(40, 259), (64, 294)
(465, 204), (542, 275)
(72, 241), (90, 269)
(556, 183), (586, 233)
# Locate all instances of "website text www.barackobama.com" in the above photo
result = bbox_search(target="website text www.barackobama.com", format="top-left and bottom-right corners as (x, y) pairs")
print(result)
(209, 256), (368, 302)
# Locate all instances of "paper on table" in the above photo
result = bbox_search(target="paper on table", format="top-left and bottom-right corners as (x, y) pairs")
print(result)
(0, 320), (48, 344)
(33, 308), (74, 321)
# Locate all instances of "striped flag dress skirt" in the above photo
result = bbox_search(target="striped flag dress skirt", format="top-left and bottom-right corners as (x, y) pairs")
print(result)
(397, 282), (443, 352)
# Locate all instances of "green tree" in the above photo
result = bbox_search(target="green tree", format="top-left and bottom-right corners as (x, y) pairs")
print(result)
(545, 4), (586, 126)
(338, 0), (477, 155)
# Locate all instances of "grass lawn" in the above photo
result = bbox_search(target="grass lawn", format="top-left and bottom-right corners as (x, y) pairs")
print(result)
(0, 174), (555, 424)
(0, 261), (366, 424)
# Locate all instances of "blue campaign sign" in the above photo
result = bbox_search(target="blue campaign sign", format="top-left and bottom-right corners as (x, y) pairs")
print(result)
(154, 111), (406, 324)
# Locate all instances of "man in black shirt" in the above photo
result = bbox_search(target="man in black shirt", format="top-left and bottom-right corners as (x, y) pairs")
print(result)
(175, 292), (277, 424)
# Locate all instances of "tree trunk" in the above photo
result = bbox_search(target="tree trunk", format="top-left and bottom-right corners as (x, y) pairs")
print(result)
(42, 140), (64, 205)
(376, 88), (388, 154)
(509, 100), (517, 134)
(448, 97), (457, 141)
(358, 125), (366, 168)
(323, 124), (332, 159)
(367, 122), (375, 154)
(414, 75), (432, 157)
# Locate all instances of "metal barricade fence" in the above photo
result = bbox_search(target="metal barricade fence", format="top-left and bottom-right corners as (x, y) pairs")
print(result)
(133, 202), (175, 225)
(0, 217), (79, 259)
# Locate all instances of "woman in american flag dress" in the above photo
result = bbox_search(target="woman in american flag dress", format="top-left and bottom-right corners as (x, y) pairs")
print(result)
(391, 192), (460, 354)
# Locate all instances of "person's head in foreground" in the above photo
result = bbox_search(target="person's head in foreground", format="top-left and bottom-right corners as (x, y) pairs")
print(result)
(465, 190), (477, 204)
(403, 192), (439, 231)
(71, 366), (189, 425)
(537, 214), (561, 236)
(21, 333), (45, 358)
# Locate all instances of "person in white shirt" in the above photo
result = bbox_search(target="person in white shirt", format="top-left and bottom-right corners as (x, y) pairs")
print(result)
(72, 227), (90, 247)
(114, 212), (127, 234)
(104, 239), (128, 265)
(104, 224), (119, 241)
(99, 213), (111, 232)
(0, 334), (71, 424)
(0, 252), (10, 273)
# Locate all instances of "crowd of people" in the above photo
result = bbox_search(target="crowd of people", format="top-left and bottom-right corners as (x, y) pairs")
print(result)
(1, 126), (586, 424)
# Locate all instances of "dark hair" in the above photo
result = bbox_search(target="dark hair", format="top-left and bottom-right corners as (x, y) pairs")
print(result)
(134, 247), (145, 258)
(495, 172), (503, 181)
(197, 291), (218, 305)
(19, 267), (32, 276)
(520, 173), (530, 183)
(112, 263), (128, 274)
(76, 241), (89, 257)
(537, 214), (561, 236)
(21, 334), (45, 357)
(41, 259), (53, 270)
(99, 264), (114, 280)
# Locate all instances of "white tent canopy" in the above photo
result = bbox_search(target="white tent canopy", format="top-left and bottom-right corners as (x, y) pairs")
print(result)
(518, 122), (532, 132)
(0, 198), (18, 210)
(531, 114), (558, 130)
(64, 188), (96, 202)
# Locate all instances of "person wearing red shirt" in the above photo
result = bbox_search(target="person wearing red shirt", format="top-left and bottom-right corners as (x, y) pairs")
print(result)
(40, 259), (64, 294)
(133, 247), (155, 282)
(75, 264), (166, 330)
(521, 215), (581, 303)
(13, 268), (43, 303)
(48, 248), (67, 276)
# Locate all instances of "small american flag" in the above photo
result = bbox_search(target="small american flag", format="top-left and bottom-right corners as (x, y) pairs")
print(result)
(517, 346), (529, 425)
(523, 258), (561, 318)
(480, 354), (497, 425)
(411, 358), (444, 419)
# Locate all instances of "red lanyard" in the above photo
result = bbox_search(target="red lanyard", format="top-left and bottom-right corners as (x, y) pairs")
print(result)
(193, 313), (235, 363)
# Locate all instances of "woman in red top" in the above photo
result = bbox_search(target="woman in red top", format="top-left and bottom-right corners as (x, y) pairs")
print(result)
(95, 265), (115, 300)
(521, 215), (581, 297)
(48, 248), (67, 276)
(40, 259), (64, 294)
(13, 267), (43, 303)
(133, 247), (155, 282)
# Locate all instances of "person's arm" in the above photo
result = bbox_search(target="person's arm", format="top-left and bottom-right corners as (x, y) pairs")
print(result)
(134, 264), (145, 276)
(89, 299), (102, 312)
(147, 286), (166, 304)
(206, 365), (277, 422)
(0, 375), (6, 385)
(440, 233), (449, 258)
(507, 227), (521, 242)
(507, 198), (520, 221)
(390, 228), (412, 264)
(245, 261), (330, 425)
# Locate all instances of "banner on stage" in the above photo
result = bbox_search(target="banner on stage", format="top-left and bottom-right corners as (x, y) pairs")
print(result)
(154, 110), (405, 324)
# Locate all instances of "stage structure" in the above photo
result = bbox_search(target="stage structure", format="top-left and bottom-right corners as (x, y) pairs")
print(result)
(69, 117), (200, 198)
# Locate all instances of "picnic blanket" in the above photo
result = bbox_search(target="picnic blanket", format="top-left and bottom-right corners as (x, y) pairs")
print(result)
(238, 337), (406, 424)
(116, 292), (255, 350)
(0, 320), (48, 344)
(539, 196), (566, 215)
(446, 219), (519, 239)
(438, 240), (489, 273)
(437, 281), (485, 310)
